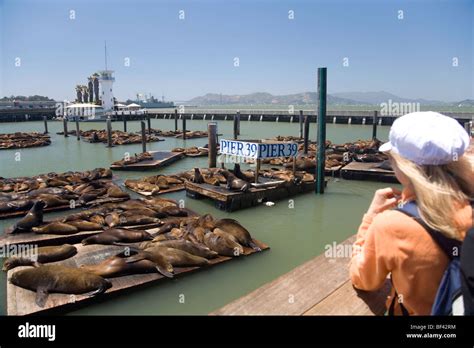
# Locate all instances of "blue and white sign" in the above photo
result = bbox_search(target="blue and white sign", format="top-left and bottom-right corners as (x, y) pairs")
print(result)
(219, 139), (298, 159)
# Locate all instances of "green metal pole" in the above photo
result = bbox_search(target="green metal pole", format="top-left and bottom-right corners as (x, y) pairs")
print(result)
(316, 67), (327, 194)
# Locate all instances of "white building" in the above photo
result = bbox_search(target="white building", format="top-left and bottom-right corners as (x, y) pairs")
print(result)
(98, 70), (115, 111)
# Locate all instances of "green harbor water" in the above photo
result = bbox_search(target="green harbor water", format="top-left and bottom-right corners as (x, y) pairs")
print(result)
(0, 119), (394, 315)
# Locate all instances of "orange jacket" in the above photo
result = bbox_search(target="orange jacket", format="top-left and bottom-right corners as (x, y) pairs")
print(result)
(350, 189), (472, 315)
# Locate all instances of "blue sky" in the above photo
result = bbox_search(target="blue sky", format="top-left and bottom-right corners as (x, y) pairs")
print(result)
(0, 0), (472, 102)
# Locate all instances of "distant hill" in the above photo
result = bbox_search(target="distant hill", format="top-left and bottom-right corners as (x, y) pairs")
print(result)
(188, 92), (370, 106)
(0, 95), (55, 101)
(455, 99), (474, 107)
(188, 91), (471, 108)
(331, 91), (447, 106)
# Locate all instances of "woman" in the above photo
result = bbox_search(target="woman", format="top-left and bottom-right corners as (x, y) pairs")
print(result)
(350, 111), (473, 315)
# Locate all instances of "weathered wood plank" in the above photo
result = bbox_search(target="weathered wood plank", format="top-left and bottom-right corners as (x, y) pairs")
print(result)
(303, 279), (390, 316)
(340, 161), (398, 183)
(211, 236), (356, 315)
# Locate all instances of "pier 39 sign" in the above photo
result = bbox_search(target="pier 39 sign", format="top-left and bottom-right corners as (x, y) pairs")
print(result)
(219, 139), (298, 159)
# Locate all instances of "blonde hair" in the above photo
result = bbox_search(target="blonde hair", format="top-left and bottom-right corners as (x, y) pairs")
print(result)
(390, 151), (474, 240)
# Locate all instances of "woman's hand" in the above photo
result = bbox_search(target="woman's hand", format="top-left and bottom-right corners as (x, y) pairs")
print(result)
(366, 187), (402, 216)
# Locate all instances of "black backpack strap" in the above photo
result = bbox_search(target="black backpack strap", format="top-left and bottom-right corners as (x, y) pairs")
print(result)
(395, 201), (462, 260)
(388, 278), (410, 316)
(460, 202), (474, 315)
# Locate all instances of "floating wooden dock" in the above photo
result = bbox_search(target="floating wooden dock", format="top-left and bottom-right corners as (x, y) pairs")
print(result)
(0, 197), (128, 220)
(211, 235), (389, 315)
(125, 184), (185, 197)
(6, 238), (269, 315)
(186, 179), (322, 212)
(110, 151), (184, 171)
(340, 161), (398, 183)
(0, 222), (163, 248)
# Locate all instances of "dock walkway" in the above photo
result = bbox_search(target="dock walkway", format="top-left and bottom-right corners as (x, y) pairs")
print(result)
(211, 235), (390, 315)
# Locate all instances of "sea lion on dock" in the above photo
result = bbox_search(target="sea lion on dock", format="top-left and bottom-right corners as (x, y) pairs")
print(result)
(215, 218), (261, 251)
(105, 212), (121, 227)
(8, 200), (46, 234)
(119, 215), (160, 226)
(233, 164), (254, 182)
(9, 265), (111, 307)
(67, 220), (103, 231)
(147, 239), (218, 259)
(35, 194), (70, 207)
(89, 214), (106, 226)
(81, 228), (153, 245)
(204, 231), (243, 257)
(193, 168), (205, 184)
(32, 222), (79, 235)
(158, 205), (188, 217)
(80, 253), (158, 278)
(2, 244), (78, 271)
(220, 170), (249, 192)
(140, 245), (210, 267)
(106, 185), (130, 199)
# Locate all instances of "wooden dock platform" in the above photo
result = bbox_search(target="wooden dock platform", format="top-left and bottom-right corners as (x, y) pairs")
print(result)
(7, 239), (269, 315)
(211, 235), (390, 315)
(340, 161), (398, 183)
(186, 179), (318, 212)
(110, 151), (184, 171)
(0, 222), (163, 248)
(0, 197), (128, 221)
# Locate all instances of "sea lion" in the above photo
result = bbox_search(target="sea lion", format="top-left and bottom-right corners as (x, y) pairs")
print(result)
(145, 197), (178, 209)
(123, 250), (174, 278)
(67, 220), (103, 231)
(233, 164), (254, 182)
(204, 231), (243, 257)
(119, 215), (160, 226)
(105, 212), (121, 227)
(80, 253), (158, 278)
(35, 194), (69, 207)
(193, 168), (205, 184)
(9, 265), (111, 307)
(213, 228), (244, 254)
(158, 206), (188, 217)
(32, 222), (79, 235)
(89, 215), (106, 226)
(106, 186), (130, 199)
(149, 239), (218, 259)
(220, 170), (249, 192)
(120, 207), (161, 218)
(2, 244), (77, 271)
(81, 228), (153, 245)
(152, 222), (180, 235)
(214, 218), (261, 251)
(8, 200), (46, 234)
(142, 245), (210, 267)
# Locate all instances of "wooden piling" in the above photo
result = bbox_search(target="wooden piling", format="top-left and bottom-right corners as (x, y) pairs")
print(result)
(182, 115), (187, 140)
(123, 114), (127, 132)
(43, 116), (48, 134)
(141, 121), (147, 153)
(106, 117), (113, 147)
(299, 110), (303, 139)
(237, 111), (241, 135)
(174, 109), (178, 131)
(255, 159), (261, 184)
(63, 118), (68, 137)
(147, 114), (151, 135)
(316, 67), (327, 194)
(233, 113), (239, 140)
(208, 122), (217, 168)
(75, 119), (80, 140)
(372, 111), (378, 140)
(303, 115), (310, 154)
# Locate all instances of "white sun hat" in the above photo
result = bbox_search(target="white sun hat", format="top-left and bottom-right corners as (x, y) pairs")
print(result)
(379, 111), (470, 165)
